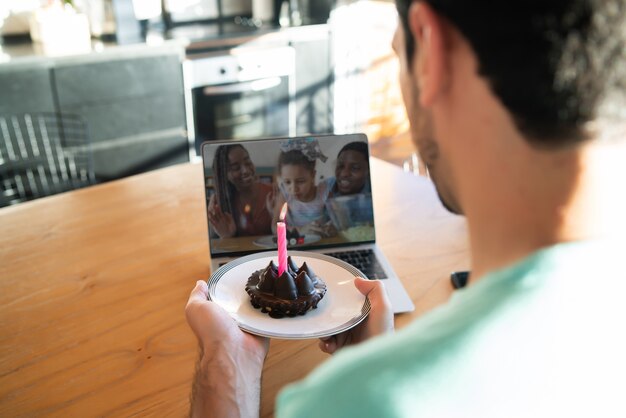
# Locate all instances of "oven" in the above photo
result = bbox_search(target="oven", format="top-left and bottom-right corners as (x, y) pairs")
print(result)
(185, 46), (296, 158)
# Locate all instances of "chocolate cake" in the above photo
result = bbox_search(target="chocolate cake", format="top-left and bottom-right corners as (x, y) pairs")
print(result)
(245, 256), (327, 318)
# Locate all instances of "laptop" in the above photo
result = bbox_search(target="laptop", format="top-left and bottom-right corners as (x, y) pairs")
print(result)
(201, 133), (414, 314)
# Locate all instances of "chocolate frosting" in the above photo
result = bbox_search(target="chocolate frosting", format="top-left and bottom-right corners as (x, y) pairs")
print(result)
(246, 259), (327, 318)
(274, 271), (298, 300)
(295, 271), (315, 295)
(297, 262), (318, 283)
(257, 266), (275, 293)
(287, 256), (299, 274)
(255, 260), (321, 300)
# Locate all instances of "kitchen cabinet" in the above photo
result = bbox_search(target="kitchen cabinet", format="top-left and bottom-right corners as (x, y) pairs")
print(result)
(53, 46), (188, 180)
(0, 61), (56, 115)
(0, 42), (189, 182)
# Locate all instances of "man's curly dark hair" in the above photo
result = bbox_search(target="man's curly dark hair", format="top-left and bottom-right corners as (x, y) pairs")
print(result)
(396, 0), (626, 147)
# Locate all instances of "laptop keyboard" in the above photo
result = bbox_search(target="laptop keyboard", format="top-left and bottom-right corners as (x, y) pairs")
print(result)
(324, 249), (388, 280)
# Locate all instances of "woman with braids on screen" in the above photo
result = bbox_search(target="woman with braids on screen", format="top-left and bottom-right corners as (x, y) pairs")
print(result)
(207, 144), (274, 238)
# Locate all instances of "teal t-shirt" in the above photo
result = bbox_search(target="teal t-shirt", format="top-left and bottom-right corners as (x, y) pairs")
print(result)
(276, 240), (626, 417)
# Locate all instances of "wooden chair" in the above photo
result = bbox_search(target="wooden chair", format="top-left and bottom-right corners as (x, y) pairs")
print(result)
(0, 112), (95, 207)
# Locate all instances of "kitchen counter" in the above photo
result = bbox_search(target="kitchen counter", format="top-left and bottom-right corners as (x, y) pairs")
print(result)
(0, 0), (375, 63)
(0, 19), (333, 64)
(0, 35), (186, 67)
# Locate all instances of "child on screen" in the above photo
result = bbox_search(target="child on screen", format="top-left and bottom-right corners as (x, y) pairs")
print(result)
(272, 137), (335, 238)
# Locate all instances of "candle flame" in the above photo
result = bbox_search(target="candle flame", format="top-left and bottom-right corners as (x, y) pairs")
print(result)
(279, 203), (288, 222)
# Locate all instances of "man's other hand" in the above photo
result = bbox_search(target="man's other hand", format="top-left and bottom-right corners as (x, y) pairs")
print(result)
(318, 277), (394, 354)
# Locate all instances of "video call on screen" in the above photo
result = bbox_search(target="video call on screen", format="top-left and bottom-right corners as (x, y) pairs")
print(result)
(203, 134), (375, 254)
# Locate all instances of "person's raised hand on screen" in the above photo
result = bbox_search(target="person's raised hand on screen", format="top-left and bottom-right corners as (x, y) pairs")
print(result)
(207, 193), (237, 238)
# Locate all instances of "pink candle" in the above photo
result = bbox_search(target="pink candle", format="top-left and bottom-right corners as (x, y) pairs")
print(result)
(277, 203), (288, 276)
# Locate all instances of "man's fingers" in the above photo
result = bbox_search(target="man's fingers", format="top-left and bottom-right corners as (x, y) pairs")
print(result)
(354, 277), (388, 304)
(188, 280), (209, 304)
(318, 332), (351, 354)
(355, 277), (394, 335)
(318, 338), (336, 354)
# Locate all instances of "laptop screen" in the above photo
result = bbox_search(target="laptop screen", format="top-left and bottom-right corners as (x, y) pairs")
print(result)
(202, 133), (376, 256)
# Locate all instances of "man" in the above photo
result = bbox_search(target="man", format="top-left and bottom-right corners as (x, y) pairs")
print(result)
(186, 0), (626, 416)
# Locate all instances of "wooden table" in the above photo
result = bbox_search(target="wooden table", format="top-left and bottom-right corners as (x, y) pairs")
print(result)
(0, 158), (469, 417)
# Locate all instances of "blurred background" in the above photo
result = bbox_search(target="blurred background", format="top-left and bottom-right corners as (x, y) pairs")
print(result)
(0, 0), (416, 207)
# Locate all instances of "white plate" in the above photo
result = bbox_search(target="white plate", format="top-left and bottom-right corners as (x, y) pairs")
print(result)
(207, 251), (370, 339)
(252, 234), (321, 248)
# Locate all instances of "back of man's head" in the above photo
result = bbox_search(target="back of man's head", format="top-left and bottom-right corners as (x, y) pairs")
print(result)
(396, 0), (626, 148)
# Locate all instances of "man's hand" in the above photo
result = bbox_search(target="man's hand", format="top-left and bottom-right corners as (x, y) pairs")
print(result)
(319, 278), (394, 354)
(186, 281), (269, 418)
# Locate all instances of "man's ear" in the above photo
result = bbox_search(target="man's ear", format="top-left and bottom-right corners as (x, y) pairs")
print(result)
(407, 2), (448, 108)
